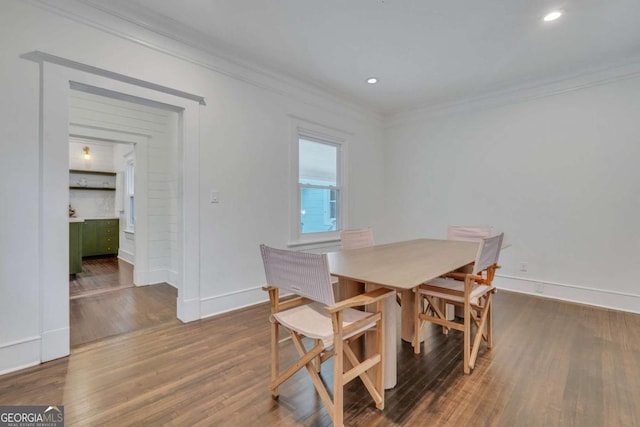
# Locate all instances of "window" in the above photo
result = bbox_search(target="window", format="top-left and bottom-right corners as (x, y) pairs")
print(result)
(292, 122), (346, 244)
(125, 160), (135, 231)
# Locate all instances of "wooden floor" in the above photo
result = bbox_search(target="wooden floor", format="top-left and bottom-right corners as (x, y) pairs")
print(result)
(2, 291), (639, 426)
(70, 257), (134, 299)
(69, 256), (178, 347)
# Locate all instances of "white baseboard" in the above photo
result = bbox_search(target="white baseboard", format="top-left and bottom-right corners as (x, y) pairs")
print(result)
(177, 297), (200, 323)
(200, 287), (268, 319)
(134, 269), (169, 286)
(41, 327), (70, 362)
(167, 270), (178, 288)
(117, 249), (134, 265)
(131, 267), (177, 288)
(0, 336), (41, 375)
(495, 275), (640, 314)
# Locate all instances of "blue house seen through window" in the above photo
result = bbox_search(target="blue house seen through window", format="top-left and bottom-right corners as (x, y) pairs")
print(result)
(298, 138), (340, 234)
(301, 183), (337, 233)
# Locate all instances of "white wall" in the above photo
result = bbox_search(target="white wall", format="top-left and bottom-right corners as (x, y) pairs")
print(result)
(69, 141), (117, 219)
(0, 0), (385, 373)
(69, 140), (115, 171)
(383, 75), (640, 313)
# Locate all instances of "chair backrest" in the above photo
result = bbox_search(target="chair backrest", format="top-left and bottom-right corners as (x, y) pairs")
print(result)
(472, 233), (504, 275)
(260, 244), (335, 306)
(340, 228), (374, 250)
(447, 225), (493, 242)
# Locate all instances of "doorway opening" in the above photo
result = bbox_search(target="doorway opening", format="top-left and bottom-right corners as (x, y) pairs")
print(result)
(36, 55), (202, 363)
(68, 138), (135, 300)
(66, 88), (181, 347)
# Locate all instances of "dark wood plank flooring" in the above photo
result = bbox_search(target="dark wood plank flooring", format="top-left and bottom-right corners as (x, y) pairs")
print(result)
(70, 257), (134, 299)
(2, 291), (639, 426)
(69, 256), (178, 347)
(70, 283), (178, 347)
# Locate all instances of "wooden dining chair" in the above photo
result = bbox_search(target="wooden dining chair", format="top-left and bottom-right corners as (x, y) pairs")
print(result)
(446, 226), (494, 318)
(260, 244), (394, 427)
(340, 227), (374, 250)
(413, 233), (504, 374)
(335, 227), (375, 292)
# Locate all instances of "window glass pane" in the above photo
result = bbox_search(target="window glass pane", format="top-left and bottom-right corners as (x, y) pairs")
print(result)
(329, 189), (337, 220)
(129, 196), (135, 226)
(126, 161), (135, 195)
(300, 187), (338, 233)
(299, 138), (337, 186)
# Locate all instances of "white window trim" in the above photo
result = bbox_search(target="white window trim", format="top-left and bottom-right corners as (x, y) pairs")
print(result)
(322, 187), (337, 226)
(125, 157), (135, 232)
(289, 117), (349, 246)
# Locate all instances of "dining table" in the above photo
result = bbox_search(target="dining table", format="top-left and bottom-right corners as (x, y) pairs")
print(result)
(327, 238), (479, 389)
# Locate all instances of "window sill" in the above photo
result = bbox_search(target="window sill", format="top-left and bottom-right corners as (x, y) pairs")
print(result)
(287, 238), (341, 251)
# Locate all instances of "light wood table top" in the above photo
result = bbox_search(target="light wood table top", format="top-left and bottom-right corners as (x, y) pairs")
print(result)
(327, 238), (478, 289)
(327, 238), (480, 389)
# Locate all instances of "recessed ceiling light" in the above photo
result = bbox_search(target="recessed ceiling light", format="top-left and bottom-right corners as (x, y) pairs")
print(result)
(367, 77), (378, 84)
(543, 10), (563, 22)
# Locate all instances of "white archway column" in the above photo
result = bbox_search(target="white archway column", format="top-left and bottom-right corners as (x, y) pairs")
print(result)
(40, 62), (71, 361)
(177, 105), (202, 322)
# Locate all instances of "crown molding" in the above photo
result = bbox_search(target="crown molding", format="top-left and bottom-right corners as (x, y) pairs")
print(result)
(26, 0), (383, 123)
(385, 55), (640, 128)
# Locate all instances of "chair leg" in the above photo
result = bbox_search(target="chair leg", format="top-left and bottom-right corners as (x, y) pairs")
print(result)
(333, 313), (344, 427)
(413, 291), (422, 354)
(314, 339), (322, 373)
(440, 299), (449, 335)
(463, 284), (471, 374)
(375, 299), (385, 410)
(469, 295), (492, 370)
(288, 335), (334, 413)
(486, 293), (493, 349)
(271, 321), (280, 398)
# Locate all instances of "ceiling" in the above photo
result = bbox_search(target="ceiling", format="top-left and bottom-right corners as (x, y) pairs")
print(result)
(87, 0), (640, 116)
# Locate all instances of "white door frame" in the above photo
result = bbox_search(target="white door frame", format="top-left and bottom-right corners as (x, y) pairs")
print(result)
(40, 61), (202, 362)
(68, 124), (148, 276)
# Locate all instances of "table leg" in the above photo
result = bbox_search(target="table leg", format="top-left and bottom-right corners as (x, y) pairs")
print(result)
(400, 289), (422, 343)
(382, 286), (397, 389)
(336, 277), (364, 301)
(364, 283), (397, 390)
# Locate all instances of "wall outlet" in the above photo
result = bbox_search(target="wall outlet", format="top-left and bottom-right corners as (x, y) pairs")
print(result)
(534, 282), (544, 293)
(519, 262), (528, 272)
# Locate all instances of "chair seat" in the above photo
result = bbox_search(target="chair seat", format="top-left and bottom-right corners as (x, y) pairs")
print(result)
(418, 277), (496, 305)
(273, 302), (375, 347)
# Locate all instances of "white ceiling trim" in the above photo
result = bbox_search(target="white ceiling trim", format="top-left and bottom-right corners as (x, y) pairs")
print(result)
(26, 0), (382, 123)
(26, 0), (640, 126)
(386, 54), (640, 128)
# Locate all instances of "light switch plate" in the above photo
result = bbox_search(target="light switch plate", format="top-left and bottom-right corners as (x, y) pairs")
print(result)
(210, 190), (220, 203)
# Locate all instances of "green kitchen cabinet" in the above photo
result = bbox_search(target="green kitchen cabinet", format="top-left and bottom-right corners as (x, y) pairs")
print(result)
(82, 219), (97, 256)
(82, 219), (119, 257)
(69, 221), (83, 275)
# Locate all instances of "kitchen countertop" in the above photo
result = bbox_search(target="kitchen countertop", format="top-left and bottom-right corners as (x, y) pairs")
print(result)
(69, 217), (118, 222)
